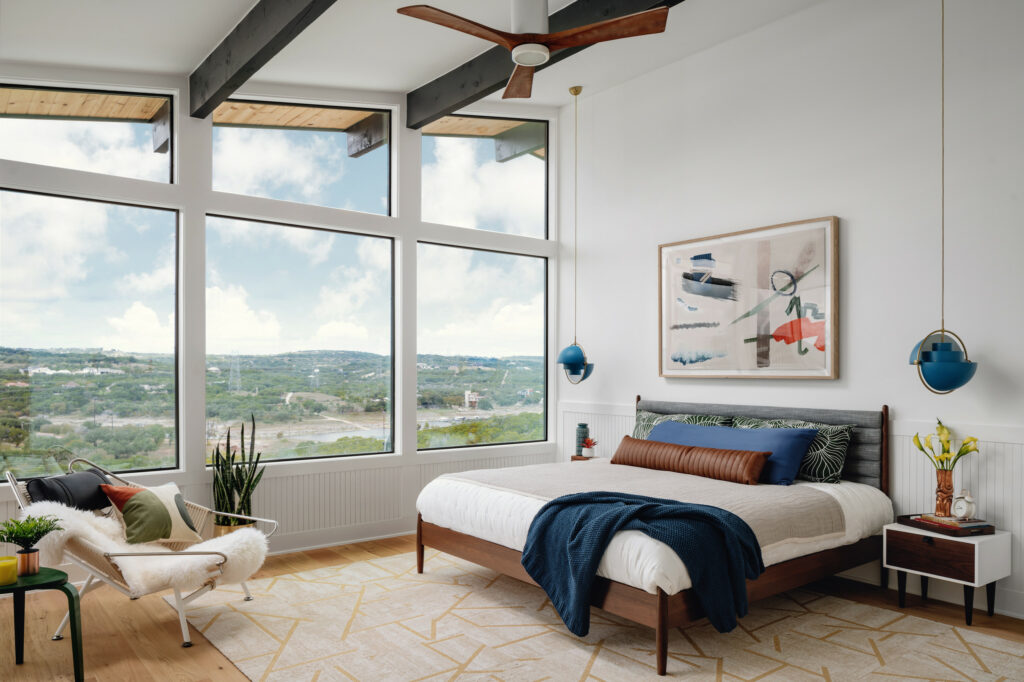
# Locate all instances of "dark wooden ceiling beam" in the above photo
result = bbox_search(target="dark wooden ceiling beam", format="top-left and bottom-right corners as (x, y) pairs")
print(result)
(189, 0), (338, 119)
(404, 0), (686, 130)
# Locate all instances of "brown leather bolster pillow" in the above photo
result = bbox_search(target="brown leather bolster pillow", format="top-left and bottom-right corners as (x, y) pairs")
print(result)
(610, 435), (770, 485)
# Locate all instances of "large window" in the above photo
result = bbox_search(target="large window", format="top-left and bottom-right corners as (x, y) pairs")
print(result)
(205, 217), (393, 461)
(0, 86), (172, 182)
(0, 190), (178, 476)
(212, 101), (390, 214)
(421, 115), (547, 238)
(1, 77), (553, 477)
(417, 244), (546, 449)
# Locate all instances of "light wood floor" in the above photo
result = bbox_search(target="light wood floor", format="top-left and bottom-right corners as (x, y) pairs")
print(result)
(2, 535), (1022, 681)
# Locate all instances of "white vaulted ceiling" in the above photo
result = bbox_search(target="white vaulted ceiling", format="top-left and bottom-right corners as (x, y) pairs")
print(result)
(0, 0), (822, 108)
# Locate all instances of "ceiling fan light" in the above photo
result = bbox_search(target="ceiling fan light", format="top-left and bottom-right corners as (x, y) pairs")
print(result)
(511, 43), (550, 67)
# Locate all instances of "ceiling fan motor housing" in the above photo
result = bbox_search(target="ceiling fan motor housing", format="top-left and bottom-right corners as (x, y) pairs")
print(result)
(511, 0), (548, 33)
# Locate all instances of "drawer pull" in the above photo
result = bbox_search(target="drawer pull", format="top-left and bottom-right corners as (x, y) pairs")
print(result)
(922, 536), (935, 545)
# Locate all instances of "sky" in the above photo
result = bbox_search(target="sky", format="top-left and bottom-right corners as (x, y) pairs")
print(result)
(0, 114), (547, 358)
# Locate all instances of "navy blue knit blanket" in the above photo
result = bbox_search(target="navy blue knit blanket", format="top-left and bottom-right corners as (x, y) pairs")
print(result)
(521, 491), (764, 635)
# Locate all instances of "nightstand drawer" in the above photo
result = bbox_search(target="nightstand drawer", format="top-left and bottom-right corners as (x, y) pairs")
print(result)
(885, 528), (974, 582)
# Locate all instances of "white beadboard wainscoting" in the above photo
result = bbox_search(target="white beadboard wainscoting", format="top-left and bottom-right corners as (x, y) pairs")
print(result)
(558, 400), (1024, 619)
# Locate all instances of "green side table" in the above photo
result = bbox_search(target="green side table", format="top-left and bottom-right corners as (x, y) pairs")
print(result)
(0, 567), (83, 682)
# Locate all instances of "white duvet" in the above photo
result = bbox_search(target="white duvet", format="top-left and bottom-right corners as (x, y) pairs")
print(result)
(416, 458), (893, 595)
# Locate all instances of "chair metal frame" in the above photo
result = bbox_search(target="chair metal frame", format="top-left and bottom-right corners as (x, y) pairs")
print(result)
(5, 458), (278, 647)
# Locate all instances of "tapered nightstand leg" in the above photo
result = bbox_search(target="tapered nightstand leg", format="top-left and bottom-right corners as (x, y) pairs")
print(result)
(963, 585), (974, 625)
(920, 576), (928, 602)
(897, 571), (907, 608)
(986, 582), (996, 617)
(880, 564), (888, 590)
(13, 589), (24, 664)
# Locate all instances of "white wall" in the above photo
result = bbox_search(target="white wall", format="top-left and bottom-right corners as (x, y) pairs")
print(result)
(556, 0), (1024, 615)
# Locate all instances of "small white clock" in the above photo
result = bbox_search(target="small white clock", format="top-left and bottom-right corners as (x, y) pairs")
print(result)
(952, 489), (976, 520)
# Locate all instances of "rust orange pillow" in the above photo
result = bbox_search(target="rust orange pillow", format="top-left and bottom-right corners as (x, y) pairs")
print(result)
(610, 435), (770, 485)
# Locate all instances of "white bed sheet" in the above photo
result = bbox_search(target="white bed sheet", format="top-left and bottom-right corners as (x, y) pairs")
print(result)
(416, 459), (894, 595)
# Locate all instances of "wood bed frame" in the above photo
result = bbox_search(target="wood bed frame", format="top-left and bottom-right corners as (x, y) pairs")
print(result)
(416, 401), (890, 676)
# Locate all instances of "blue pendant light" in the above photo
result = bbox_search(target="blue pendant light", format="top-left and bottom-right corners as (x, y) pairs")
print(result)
(910, 330), (977, 394)
(558, 85), (594, 384)
(909, 0), (976, 395)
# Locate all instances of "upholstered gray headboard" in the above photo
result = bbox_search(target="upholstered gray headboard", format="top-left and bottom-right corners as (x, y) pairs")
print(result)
(635, 398), (889, 495)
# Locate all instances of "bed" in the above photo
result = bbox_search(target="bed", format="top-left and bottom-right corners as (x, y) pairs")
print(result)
(415, 399), (893, 676)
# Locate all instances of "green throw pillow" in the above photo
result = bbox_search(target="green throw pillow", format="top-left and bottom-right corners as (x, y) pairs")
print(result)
(633, 409), (732, 440)
(732, 416), (854, 484)
(101, 482), (203, 544)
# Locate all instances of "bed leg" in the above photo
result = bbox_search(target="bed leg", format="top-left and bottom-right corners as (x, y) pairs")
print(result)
(656, 588), (668, 676)
(416, 513), (424, 574)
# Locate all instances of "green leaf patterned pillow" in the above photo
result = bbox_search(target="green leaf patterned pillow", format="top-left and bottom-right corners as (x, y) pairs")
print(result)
(732, 416), (854, 484)
(633, 409), (732, 440)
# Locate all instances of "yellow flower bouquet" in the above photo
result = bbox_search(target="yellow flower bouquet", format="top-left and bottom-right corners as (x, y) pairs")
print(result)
(912, 419), (979, 470)
(913, 418), (980, 516)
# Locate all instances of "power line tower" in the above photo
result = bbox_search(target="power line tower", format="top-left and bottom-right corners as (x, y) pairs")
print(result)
(228, 354), (242, 392)
(309, 367), (320, 390)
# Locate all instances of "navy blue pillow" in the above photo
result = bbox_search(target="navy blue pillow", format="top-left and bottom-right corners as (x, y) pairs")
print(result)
(647, 421), (818, 485)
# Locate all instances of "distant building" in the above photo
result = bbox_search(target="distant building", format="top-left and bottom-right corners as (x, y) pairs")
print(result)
(464, 390), (479, 409)
(517, 388), (533, 398)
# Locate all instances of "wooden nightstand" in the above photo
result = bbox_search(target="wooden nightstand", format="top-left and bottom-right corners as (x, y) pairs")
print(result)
(883, 522), (1011, 625)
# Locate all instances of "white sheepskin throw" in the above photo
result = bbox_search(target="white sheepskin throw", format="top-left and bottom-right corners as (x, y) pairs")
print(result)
(25, 501), (267, 598)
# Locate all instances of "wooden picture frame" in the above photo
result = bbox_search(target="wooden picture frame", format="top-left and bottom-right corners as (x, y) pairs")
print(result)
(659, 216), (839, 379)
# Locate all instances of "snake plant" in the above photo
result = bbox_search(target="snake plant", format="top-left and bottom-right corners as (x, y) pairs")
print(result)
(212, 415), (265, 526)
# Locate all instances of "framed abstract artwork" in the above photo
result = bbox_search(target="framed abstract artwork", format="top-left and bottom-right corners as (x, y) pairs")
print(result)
(659, 216), (838, 379)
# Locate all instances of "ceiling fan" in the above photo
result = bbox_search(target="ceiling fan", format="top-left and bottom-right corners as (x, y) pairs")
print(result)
(397, 0), (670, 99)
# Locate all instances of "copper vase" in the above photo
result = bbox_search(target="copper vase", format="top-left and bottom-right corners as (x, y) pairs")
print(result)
(935, 469), (954, 517)
(17, 549), (39, 577)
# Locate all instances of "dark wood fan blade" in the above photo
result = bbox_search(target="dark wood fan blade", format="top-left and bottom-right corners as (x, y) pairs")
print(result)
(541, 7), (669, 51)
(397, 5), (519, 50)
(502, 65), (535, 99)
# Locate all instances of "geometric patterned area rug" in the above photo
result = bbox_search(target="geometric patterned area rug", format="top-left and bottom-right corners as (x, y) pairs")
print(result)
(167, 550), (1024, 681)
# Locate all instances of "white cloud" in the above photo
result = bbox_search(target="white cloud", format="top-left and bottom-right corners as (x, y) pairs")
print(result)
(122, 239), (175, 294)
(212, 127), (343, 207)
(357, 238), (391, 271)
(208, 215), (335, 265)
(310, 319), (372, 351)
(0, 118), (167, 181)
(417, 245), (545, 357)
(206, 284), (282, 355)
(419, 293), (544, 357)
(422, 137), (545, 237)
(310, 266), (391, 354)
(97, 302), (174, 354)
(0, 191), (109, 303)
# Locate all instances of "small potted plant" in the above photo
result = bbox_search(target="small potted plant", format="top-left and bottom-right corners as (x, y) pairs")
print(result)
(580, 437), (598, 458)
(0, 515), (62, 576)
(212, 415), (266, 536)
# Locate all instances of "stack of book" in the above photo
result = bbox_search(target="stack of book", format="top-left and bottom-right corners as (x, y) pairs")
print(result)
(899, 514), (995, 536)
